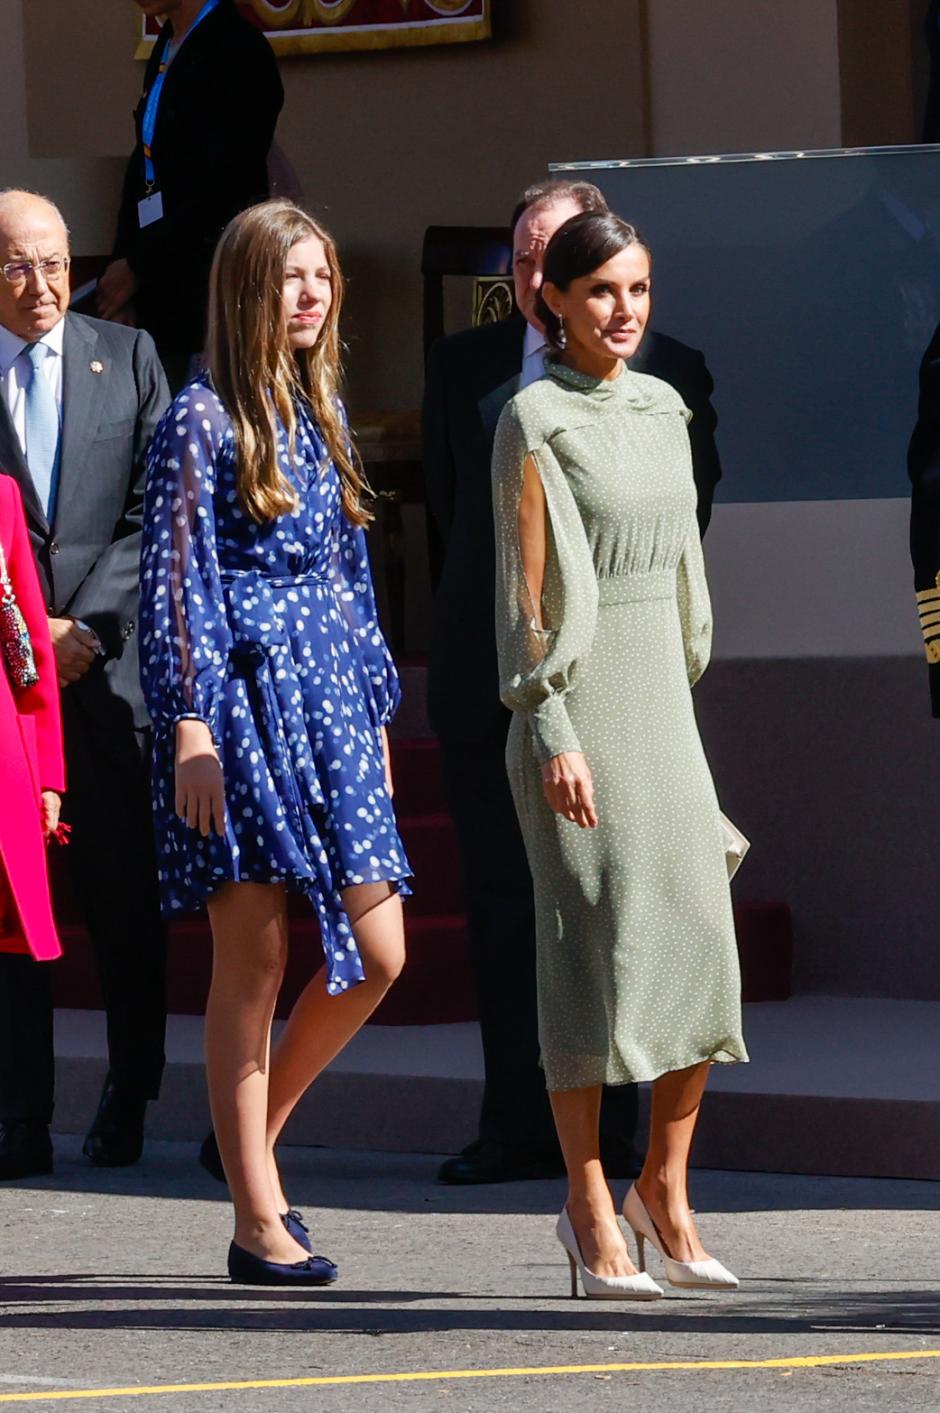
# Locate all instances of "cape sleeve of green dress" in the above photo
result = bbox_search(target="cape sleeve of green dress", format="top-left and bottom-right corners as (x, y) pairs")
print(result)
(491, 395), (599, 764)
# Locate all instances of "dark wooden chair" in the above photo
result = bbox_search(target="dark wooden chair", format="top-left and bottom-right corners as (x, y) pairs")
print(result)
(421, 223), (512, 356)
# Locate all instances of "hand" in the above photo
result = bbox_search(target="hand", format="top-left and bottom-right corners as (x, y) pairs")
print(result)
(40, 791), (61, 840)
(48, 617), (98, 686)
(380, 725), (394, 797)
(175, 718), (225, 837)
(541, 751), (598, 829)
(96, 259), (139, 321)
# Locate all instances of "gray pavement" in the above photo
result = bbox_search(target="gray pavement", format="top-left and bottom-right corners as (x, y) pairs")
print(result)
(0, 1140), (939, 1412)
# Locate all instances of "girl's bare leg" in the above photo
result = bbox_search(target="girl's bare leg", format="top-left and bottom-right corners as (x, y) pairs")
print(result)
(264, 882), (405, 1193)
(204, 880), (308, 1263)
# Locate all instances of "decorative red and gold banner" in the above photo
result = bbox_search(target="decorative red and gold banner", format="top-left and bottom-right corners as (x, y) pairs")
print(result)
(138, 1), (491, 55)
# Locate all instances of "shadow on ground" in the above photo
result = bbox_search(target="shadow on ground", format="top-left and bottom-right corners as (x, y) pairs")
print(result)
(0, 1272), (938, 1340)
(7, 1142), (940, 1219)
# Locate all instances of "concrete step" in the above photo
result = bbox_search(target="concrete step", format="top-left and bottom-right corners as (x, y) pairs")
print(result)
(53, 997), (940, 1181)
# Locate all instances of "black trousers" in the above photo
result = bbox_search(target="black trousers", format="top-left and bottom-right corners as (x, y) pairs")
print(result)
(439, 714), (638, 1152)
(0, 695), (167, 1125)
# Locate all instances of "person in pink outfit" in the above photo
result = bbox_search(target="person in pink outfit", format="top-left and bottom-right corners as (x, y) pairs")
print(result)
(0, 472), (64, 972)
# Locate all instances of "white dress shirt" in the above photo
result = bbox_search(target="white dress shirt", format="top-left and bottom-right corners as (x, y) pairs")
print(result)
(520, 320), (548, 391)
(0, 318), (65, 459)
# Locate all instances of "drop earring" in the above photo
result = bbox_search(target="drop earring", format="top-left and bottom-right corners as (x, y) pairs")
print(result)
(557, 313), (567, 350)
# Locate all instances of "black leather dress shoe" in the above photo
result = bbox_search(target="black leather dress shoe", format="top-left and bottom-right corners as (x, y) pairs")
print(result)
(437, 1139), (565, 1185)
(0, 1121), (53, 1180)
(82, 1077), (147, 1168)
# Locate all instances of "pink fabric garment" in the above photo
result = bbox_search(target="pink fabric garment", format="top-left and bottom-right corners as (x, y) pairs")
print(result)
(0, 474), (65, 961)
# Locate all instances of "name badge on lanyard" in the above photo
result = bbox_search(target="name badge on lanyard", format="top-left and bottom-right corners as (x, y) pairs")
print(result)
(137, 0), (221, 229)
(138, 191), (165, 228)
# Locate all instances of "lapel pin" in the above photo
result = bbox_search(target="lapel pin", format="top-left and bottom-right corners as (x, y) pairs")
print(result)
(90, 360), (104, 374)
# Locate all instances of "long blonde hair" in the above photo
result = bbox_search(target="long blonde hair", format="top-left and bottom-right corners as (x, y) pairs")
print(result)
(206, 199), (371, 526)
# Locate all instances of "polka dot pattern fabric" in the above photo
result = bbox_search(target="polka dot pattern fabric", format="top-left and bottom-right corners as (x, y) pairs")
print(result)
(492, 357), (747, 1089)
(139, 376), (411, 994)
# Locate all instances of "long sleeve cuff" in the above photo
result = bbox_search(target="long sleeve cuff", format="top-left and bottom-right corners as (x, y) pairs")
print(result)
(529, 694), (581, 764)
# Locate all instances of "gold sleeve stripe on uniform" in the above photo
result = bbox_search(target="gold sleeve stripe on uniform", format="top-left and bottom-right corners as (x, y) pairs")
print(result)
(916, 587), (940, 604)
(920, 611), (940, 631)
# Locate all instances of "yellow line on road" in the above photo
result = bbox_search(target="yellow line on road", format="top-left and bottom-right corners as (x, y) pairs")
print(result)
(2, 1349), (940, 1403)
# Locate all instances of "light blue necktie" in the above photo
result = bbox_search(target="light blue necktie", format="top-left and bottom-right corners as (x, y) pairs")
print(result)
(21, 341), (61, 521)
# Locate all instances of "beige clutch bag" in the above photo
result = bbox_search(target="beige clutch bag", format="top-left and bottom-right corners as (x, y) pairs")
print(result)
(720, 812), (750, 881)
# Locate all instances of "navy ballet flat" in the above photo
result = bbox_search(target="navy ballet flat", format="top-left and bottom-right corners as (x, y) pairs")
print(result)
(281, 1208), (312, 1252)
(227, 1241), (338, 1287)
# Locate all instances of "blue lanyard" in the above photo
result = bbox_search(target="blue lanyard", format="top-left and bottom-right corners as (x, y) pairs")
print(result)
(141, 0), (221, 190)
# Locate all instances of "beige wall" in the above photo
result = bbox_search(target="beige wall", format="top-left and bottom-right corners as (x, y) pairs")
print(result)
(0, 0), (28, 160)
(18, 1), (648, 410)
(276, 0), (648, 409)
(837, 0), (918, 145)
(13, 0), (921, 409)
(644, 0), (843, 157)
(23, 2), (142, 159)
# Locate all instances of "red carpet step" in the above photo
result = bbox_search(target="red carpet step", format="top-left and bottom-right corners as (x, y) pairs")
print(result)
(49, 736), (792, 1025)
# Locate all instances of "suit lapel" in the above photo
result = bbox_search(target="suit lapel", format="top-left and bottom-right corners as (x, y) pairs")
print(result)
(479, 374), (521, 442)
(55, 316), (106, 534)
(478, 317), (526, 441)
(0, 371), (47, 536)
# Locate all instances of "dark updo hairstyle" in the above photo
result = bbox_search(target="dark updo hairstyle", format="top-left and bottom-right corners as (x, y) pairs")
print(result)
(535, 211), (651, 351)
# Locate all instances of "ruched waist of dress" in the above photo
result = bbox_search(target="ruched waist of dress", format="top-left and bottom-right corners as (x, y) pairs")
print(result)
(220, 568), (333, 655)
(220, 568), (331, 591)
(596, 568), (676, 605)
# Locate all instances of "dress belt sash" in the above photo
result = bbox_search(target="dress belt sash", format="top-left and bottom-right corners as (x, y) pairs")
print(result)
(596, 569), (676, 605)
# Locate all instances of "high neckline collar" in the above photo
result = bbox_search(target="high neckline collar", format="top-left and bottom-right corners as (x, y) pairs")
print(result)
(544, 354), (626, 399)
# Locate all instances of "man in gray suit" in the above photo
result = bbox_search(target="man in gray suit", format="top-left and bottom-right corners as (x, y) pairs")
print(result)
(0, 190), (170, 1177)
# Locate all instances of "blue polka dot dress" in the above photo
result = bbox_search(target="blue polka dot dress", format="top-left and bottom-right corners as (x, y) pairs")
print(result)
(139, 376), (412, 994)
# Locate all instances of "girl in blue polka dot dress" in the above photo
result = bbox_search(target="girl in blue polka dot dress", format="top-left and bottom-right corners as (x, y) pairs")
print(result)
(139, 201), (411, 1286)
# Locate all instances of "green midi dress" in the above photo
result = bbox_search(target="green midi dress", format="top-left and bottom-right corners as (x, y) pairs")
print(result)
(492, 357), (748, 1092)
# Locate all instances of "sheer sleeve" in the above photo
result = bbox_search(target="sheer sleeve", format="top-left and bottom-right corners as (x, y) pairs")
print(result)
(331, 517), (400, 728)
(139, 386), (234, 747)
(677, 518), (713, 686)
(329, 402), (400, 729)
(492, 400), (599, 764)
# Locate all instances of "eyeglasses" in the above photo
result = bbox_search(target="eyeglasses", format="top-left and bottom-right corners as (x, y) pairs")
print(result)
(1, 257), (70, 286)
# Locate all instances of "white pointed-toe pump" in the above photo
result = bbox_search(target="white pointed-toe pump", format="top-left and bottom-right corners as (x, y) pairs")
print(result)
(556, 1207), (664, 1301)
(622, 1186), (739, 1291)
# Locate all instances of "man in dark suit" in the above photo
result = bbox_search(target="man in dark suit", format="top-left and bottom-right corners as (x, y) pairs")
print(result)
(97, 0), (283, 388)
(909, 318), (940, 702)
(422, 179), (724, 1184)
(0, 190), (170, 1177)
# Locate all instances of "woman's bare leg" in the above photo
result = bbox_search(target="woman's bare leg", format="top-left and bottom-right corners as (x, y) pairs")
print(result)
(205, 880), (308, 1264)
(550, 1085), (638, 1279)
(634, 1060), (711, 1262)
(264, 882), (405, 1181)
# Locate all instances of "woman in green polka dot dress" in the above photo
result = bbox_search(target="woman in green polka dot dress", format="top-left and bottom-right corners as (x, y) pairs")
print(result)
(492, 212), (748, 1301)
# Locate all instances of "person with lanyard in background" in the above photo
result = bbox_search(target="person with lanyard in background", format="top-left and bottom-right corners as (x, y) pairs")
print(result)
(98, 0), (283, 391)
